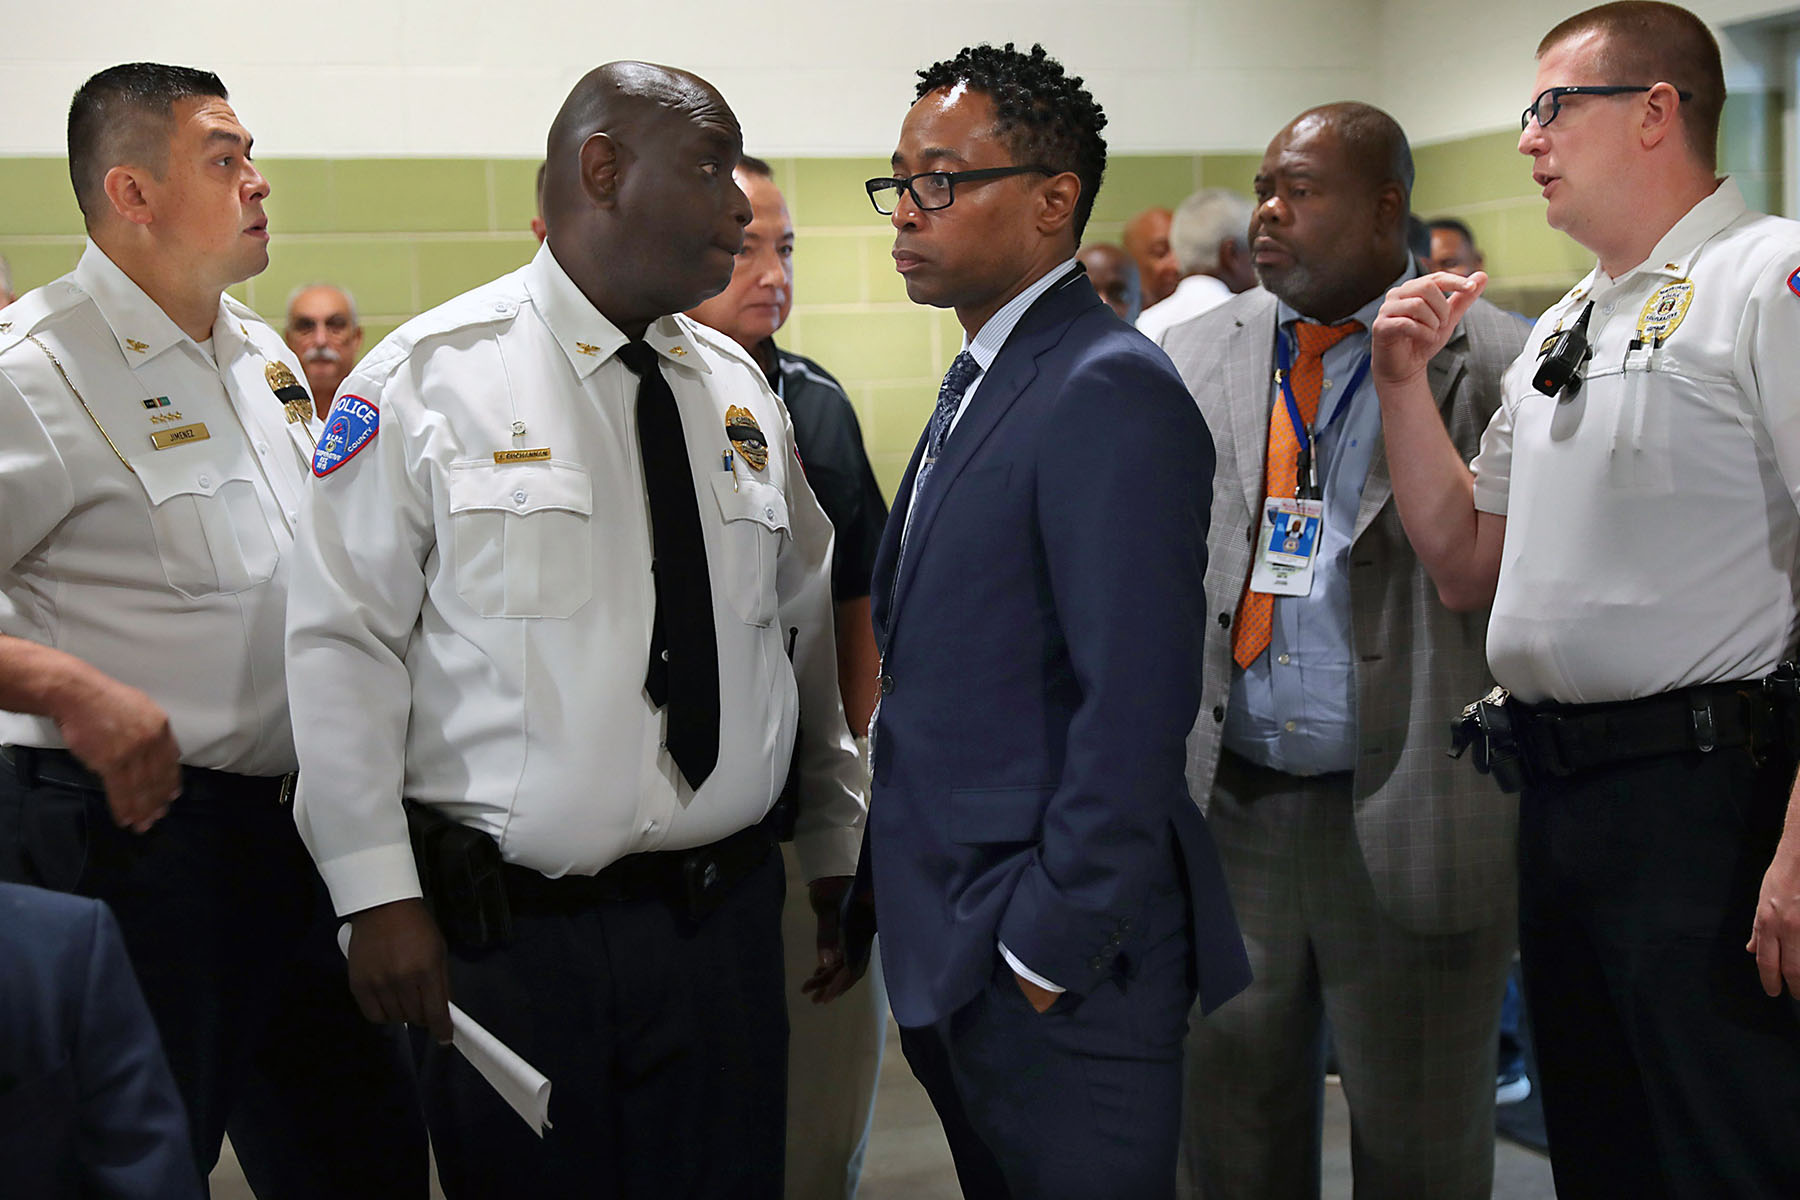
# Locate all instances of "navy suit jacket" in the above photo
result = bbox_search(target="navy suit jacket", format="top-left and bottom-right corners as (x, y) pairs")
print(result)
(0, 883), (200, 1200)
(863, 273), (1251, 1028)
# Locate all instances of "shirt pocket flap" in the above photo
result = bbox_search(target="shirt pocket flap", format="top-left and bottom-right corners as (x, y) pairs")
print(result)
(133, 454), (257, 505)
(711, 474), (790, 534)
(448, 461), (594, 517)
(949, 784), (1055, 844)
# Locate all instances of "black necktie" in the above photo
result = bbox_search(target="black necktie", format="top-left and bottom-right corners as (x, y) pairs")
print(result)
(617, 339), (719, 790)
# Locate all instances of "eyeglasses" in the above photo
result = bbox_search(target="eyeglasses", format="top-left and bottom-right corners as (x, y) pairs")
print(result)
(865, 165), (1054, 215)
(1521, 85), (1693, 131)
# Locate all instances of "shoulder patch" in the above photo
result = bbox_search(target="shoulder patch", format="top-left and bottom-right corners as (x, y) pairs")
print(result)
(1787, 267), (1800, 299)
(312, 395), (379, 476)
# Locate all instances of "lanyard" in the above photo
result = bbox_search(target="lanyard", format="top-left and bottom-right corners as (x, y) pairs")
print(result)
(1274, 330), (1371, 500)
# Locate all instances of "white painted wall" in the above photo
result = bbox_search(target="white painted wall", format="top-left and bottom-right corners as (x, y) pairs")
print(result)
(1377, 0), (1800, 144)
(0, 0), (1378, 156)
(6, 0), (1797, 158)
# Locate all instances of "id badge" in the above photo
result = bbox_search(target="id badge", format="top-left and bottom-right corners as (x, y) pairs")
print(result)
(1248, 497), (1323, 597)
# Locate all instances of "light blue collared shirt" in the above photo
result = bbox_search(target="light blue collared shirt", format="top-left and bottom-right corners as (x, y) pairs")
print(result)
(1221, 262), (1415, 775)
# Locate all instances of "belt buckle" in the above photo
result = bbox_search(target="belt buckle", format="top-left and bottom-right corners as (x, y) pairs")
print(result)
(277, 773), (297, 805)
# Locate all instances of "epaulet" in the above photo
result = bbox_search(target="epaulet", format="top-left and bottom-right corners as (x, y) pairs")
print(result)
(354, 273), (532, 386)
(0, 278), (86, 356)
(681, 317), (754, 365)
(680, 317), (775, 393)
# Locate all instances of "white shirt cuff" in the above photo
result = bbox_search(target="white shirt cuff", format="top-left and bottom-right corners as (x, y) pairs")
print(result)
(999, 941), (1065, 993)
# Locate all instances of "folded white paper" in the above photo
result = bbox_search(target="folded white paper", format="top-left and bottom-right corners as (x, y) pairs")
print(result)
(336, 924), (552, 1134)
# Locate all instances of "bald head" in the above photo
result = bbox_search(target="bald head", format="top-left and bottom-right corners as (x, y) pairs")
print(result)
(1251, 100), (1413, 322)
(1285, 102), (1414, 202)
(1077, 243), (1138, 320)
(538, 61), (751, 338)
(1122, 207), (1178, 308)
(543, 62), (735, 224)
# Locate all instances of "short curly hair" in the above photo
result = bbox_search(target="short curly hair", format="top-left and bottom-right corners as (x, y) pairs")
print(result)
(915, 43), (1108, 240)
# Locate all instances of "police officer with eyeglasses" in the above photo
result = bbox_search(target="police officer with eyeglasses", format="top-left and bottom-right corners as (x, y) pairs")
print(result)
(1370, 4), (1800, 1196)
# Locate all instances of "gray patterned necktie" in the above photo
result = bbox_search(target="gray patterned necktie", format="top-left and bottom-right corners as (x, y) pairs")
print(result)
(914, 351), (982, 496)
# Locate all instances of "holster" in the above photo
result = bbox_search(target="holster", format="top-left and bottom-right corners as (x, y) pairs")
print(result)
(403, 799), (513, 950)
(1449, 685), (1527, 793)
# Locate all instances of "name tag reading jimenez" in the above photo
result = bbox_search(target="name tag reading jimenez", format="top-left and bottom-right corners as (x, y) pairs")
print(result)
(149, 422), (210, 450)
(494, 448), (552, 464)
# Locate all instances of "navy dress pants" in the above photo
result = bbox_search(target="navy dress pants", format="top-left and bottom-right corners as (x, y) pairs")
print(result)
(899, 861), (1194, 1200)
(1519, 743), (1800, 1199)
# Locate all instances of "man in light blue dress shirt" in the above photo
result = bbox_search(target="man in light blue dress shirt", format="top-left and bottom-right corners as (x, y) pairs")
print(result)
(1160, 102), (1526, 1199)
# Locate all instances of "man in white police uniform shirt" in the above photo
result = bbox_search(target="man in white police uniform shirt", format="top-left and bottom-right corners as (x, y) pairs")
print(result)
(285, 62), (866, 1199)
(1369, 5), (1800, 1196)
(0, 63), (426, 1194)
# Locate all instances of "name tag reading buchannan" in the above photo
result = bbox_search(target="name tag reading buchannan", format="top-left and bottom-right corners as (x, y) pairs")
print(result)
(149, 422), (210, 450)
(494, 448), (552, 464)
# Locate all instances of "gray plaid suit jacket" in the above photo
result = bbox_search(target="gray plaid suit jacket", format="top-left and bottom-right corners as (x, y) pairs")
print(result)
(1163, 288), (1527, 936)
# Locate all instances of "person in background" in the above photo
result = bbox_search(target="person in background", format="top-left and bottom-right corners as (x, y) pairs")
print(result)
(1124, 204), (1181, 311)
(284, 282), (363, 418)
(686, 152), (889, 1200)
(1137, 187), (1255, 345)
(1076, 242), (1141, 322)
(1427, 217), (1485, 276)
(0, 254), (14, 308)
(531, 160), (548, 242)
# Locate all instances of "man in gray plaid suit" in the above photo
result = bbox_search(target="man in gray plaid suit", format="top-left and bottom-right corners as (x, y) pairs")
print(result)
(1161, 102), (1526, 1198)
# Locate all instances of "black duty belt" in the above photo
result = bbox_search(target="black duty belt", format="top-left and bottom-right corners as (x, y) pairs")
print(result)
(501, 809), (779, 918)
(3, 744), (296, 804)
(1451, 674), (1795, 791)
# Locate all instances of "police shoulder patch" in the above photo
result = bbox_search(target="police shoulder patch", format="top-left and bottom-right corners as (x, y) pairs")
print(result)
(1787, 267), (1800, 299)
(312, 394), (379, 477)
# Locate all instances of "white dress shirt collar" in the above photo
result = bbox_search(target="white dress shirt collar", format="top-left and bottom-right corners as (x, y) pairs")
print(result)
(962, 255), (1083, 371)
(523, 241), (710, 380)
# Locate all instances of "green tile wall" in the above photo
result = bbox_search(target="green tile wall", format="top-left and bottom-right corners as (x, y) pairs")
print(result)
(0, 140), (1615, 497)
(1413, 129), (1590, 317)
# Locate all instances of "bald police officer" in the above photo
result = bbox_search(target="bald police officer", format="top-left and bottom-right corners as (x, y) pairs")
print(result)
(285, 62), (866, 1199)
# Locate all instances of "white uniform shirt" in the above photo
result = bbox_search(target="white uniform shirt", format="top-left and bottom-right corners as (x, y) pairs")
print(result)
(1472, 178), (1800, 704)
(0, 242), (319, 775)
(1136, 273), (1234, 346)
(286, 243), (866, 918)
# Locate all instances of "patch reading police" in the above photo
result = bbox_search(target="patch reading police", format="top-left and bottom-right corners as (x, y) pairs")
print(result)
(725, 405), (769, 471)
(1637, 279), (1694, 343)
(312, 395), (379, 477)
(1788, 267), (1800, 300)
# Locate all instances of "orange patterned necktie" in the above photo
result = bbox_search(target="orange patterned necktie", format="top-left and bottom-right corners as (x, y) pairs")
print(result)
(1231, 319), (1363, 670)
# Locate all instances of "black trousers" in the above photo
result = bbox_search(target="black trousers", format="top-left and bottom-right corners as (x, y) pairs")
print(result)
(899, 859), (1194, 1200)
(0, 750), (428, 1199)
(1518, 743), (1800, 1199)
(420, 844), (789, 1200)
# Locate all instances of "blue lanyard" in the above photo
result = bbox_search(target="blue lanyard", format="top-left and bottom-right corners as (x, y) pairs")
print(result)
(1275, 329), (1371, 498)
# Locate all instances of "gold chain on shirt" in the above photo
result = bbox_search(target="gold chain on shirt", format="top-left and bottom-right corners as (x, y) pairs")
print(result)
(27, 334), (134, 473)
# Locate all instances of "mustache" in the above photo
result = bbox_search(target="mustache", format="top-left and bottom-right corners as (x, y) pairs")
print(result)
(302, 346), (342, 365)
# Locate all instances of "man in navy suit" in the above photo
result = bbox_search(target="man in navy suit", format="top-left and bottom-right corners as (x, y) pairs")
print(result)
(852, 42), (1250, 1199)
(0, 882), (200, 1199)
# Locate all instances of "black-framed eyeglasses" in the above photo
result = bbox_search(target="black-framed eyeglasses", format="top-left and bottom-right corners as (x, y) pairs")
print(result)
(1521, 84), (1693, 131)
(865, 165), (1054, 215)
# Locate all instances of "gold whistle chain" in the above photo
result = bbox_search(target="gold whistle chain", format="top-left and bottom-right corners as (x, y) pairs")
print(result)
(27, 334), (134, 474)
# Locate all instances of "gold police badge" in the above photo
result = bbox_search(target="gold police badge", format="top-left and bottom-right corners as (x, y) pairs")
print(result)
(1637, 279), (1694, 344)
(725, 405), (769, 471)
(265, 361), (314, 424)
